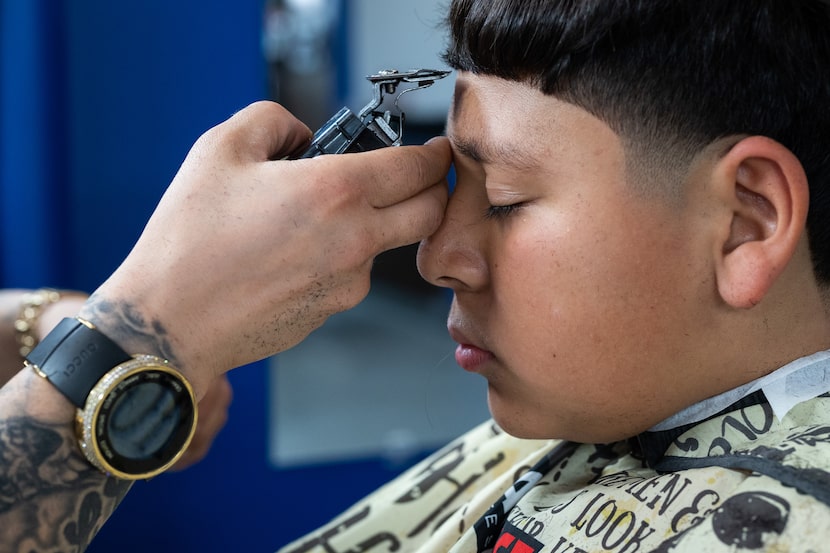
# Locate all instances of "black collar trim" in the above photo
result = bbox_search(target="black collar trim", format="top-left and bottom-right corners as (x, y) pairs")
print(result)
(635, 390), (769, 468)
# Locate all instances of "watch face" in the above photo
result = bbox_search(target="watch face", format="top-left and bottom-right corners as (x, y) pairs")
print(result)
(104, 374), (194, 463)
(79, 358), (197, 479)
(107, 380), (180, 458)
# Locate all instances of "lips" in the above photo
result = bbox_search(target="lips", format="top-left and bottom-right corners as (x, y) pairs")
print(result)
(449, 325), (495, 373)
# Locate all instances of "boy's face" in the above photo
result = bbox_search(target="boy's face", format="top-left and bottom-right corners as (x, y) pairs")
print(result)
(417, 73), (724, 442)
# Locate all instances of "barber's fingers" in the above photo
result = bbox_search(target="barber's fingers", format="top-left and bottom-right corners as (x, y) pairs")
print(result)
(299, 136), (453, 207)
(359, 137), (452, 208)
(370, 180), (449, 252)
(203, 101), (314, 162)
(357, 138), (452, 250)
(281, 137), (452, 251)
(365, 137), (452, 249)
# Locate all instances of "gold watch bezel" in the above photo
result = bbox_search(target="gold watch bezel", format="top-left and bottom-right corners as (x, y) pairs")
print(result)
(75, 355), (198, 480)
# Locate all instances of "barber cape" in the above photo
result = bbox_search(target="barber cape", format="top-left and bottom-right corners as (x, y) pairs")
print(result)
(279, 355), (830, 553)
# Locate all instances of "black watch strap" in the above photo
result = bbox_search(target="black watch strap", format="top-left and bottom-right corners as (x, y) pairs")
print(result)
(26, 317), (132, 407)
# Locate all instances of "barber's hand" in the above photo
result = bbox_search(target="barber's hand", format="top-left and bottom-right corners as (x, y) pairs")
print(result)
(82, 101), (451, 397)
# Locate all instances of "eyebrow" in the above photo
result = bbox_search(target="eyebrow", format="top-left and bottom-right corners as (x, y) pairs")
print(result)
(449, 134), (541, 171)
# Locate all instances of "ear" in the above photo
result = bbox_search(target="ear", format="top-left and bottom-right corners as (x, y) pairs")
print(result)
(714, 136), (809, 309)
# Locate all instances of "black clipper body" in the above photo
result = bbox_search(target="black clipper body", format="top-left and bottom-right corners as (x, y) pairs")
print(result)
(297, 68), (450, 159)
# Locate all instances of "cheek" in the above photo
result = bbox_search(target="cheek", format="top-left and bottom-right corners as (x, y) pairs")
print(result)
(490, 212), (697, 365)
(482, 198), (712, 439)
(488, 226), (576, 355)
(491, 219), (617, 317)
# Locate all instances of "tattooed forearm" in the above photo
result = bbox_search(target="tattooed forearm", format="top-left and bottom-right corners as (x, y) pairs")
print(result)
(0, 298), (139, 552)
(78, 292), (179, 366)
(0, 417), (132, 553)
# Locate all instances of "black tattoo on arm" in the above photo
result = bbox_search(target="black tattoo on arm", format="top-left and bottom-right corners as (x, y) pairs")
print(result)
(0, 417), (132, 552)
(79, 293), (179, 366)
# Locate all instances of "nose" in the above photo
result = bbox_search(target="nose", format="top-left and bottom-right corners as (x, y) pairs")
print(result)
(416, 182), (489, 292)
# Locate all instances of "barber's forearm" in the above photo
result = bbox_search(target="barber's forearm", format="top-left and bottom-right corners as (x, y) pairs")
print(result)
(0, 366), (132, 552)
(0, 290), (122, 552)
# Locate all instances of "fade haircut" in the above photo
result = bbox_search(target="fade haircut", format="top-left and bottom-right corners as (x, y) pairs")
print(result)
(443, 0), (830, 282)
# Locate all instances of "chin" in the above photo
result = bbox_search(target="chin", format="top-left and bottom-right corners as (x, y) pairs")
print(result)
(489, 395), (640, 443)
(494, 414), (634, 443)
(493, 415), (566, 440)
(488, 400), (563, 440)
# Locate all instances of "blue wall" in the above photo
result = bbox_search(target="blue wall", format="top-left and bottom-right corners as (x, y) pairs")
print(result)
(2, 1), (409, 551)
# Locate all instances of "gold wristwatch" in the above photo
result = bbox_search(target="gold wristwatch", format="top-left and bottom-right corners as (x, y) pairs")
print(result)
(26, 317), (198, 480)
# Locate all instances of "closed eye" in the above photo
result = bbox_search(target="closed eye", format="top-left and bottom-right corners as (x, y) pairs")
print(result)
(484, 203), (524, 220)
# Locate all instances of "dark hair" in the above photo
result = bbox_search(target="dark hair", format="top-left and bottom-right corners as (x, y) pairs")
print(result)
(443, 0), (830, 282)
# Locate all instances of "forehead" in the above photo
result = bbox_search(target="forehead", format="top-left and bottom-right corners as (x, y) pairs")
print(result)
(448, 73), (623, 169)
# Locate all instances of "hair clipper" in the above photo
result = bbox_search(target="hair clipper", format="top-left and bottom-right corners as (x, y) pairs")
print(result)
(295, 68), (450, 159)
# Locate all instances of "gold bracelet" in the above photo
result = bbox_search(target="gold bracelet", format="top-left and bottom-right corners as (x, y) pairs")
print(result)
(14, 288), (63, 358)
